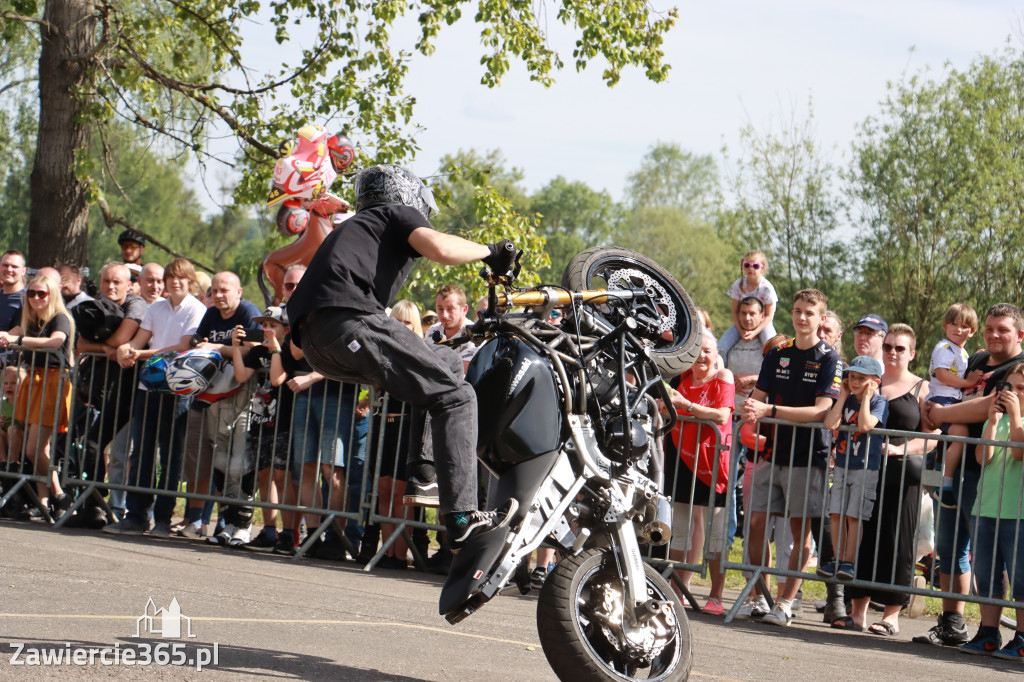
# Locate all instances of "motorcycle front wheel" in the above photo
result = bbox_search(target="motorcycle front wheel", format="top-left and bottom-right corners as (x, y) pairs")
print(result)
(536, 548), (692, 681)
(561, 246), (700, 379)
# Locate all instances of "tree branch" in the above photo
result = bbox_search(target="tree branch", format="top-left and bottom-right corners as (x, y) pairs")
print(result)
(95, 197), (218, 274)
(66, 1), (112, 65)
(0, 77), (37, 97)
(0, 11), (53, 31)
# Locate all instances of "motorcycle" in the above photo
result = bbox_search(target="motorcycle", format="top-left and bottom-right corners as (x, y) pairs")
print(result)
(439, 246), (701, 681)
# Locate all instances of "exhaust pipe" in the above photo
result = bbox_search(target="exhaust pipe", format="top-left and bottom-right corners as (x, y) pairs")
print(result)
(640, 497), (672, 546)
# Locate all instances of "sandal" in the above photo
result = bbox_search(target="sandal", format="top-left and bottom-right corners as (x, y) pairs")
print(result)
(830, 616), (865, 632)
(702, 598), (724, 616)
(868, 621), (899, 637)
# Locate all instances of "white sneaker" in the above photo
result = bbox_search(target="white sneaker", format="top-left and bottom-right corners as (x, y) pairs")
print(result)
(227, 525), (251, 548)
(735, 594), (770, 620)
(763, 601), (793, 627)
(791, 596), (803, 615)
(208, 524), (235, 546)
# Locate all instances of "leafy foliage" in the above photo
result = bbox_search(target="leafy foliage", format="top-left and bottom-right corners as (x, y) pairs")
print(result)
(1, 0), (677, 267)
(851, 48), (1024, 365)
(400, 150), (549, 309)
(722, 104), (859, 336)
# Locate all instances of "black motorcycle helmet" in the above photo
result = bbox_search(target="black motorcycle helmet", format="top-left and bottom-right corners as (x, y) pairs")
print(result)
(354, 165), (438, 221)
(117, 229), (145, 246)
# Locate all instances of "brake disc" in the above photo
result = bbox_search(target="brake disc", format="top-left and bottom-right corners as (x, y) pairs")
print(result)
(605, 268), (677, 334)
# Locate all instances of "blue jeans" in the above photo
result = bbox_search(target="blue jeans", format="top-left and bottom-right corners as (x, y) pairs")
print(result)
(935, 469), (980, 576)
(125, 390), (191, 525)
(972, 515), (1024, 600)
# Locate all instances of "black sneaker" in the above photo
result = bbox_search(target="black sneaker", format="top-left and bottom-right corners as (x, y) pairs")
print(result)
(51, 494), (72, 520)
(244, 529), (278, 553)
(446, 500), (517, 551)
(273, 532), (297, 556)
(912, 619), (970, 647)
(530, 566), (548, 590)
(316, 537), (347, 561)
(404, 477), (440, 507)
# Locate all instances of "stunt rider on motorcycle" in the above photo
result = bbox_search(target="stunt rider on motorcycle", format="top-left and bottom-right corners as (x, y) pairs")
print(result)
(285, 164), (516, 548)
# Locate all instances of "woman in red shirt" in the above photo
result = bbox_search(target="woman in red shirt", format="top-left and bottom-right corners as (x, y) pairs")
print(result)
(664, 329), (734, 615)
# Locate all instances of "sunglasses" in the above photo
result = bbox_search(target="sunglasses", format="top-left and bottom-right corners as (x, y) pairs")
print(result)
(283, 282), (298, 291)
(742, 261), (764, 270)
(882, 343), (909, 354)
(25, 289), (49, 299)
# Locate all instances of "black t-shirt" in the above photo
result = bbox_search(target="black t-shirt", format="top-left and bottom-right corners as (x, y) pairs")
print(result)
(286, 204), (424, 344)
(195, 301), (262, 346)
(962, 349), (1024, 474)
(754, 339), (843, 468)
(22, 312), (73, 369)
(0, 289), (23, 332)
(243, 345), (293, 432)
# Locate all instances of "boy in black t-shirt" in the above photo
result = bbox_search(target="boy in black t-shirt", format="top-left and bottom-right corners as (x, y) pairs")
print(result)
(739, 288), (842, 626)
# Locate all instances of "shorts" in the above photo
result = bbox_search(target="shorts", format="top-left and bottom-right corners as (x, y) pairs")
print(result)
(828, 467), (878, 521)
(926, 395), (959, 434)
(14, 367), (71, 429)
(249, 428), (290, 472)
(291, 390), (366, 481)
(972, 515), (1024, 600)
(670, 501), (727, 554)
(749, 462), (825, 518)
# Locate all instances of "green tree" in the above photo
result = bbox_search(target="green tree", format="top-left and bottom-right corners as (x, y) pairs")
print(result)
(613, 142), (734, 329)
(850, 48), (1024, 362)
(531, 176), (621, 284)
(1, 0), (677, 267)
(722, 104), (857, 334)
(400, 150), (548, 310)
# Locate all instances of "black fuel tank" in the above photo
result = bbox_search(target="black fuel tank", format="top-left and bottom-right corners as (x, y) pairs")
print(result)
(466, 337), (563, 473)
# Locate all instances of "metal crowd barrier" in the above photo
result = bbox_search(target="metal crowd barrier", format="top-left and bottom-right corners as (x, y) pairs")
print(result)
(51, 352), (367, 560)
(721, 416), (1024, 622)
(0, 346), (72, 523)
(639, 415), (730, 611)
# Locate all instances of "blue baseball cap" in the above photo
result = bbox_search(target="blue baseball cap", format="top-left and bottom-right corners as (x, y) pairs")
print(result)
(845, 355), (883, 378)
(855, 314), (888, 334)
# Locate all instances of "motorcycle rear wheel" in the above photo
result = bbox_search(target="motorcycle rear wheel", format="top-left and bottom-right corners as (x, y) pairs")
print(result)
(561, 246), (700, 379)
(537, 548), (692, 681)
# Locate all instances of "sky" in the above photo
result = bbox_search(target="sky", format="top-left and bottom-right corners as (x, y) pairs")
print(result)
(192, 0), (1021, 214)
(393, 0), (1021, 202)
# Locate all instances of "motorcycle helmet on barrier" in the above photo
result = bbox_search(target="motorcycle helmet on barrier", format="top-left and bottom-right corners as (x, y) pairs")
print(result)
(165, 348), (222, 397)
(354, 165), (438, 221)
(139, 351), (177, 392)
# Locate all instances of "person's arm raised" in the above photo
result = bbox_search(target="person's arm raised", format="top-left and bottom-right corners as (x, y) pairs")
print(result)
(408, 227), (490, 266)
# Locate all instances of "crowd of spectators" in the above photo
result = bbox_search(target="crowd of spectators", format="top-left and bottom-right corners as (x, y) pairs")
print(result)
(661, 251), (1024, 664)
(1, 237), (1024, 664)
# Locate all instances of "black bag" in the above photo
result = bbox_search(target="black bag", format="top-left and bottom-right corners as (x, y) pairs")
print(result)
(72, 298), (124, 343)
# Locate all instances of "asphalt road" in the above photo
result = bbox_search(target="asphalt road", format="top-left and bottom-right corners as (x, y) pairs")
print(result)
(0, 522), (1015, 680)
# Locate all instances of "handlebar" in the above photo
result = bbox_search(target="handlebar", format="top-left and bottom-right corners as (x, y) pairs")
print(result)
(496, 288), (646, 308)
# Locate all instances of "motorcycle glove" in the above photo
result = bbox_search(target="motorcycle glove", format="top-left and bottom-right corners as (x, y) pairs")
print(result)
(483, 239), (517, 273)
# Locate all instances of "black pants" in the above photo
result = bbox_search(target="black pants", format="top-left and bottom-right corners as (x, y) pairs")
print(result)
(300, 308), (478, 515)
(75, 359), (135, 508)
